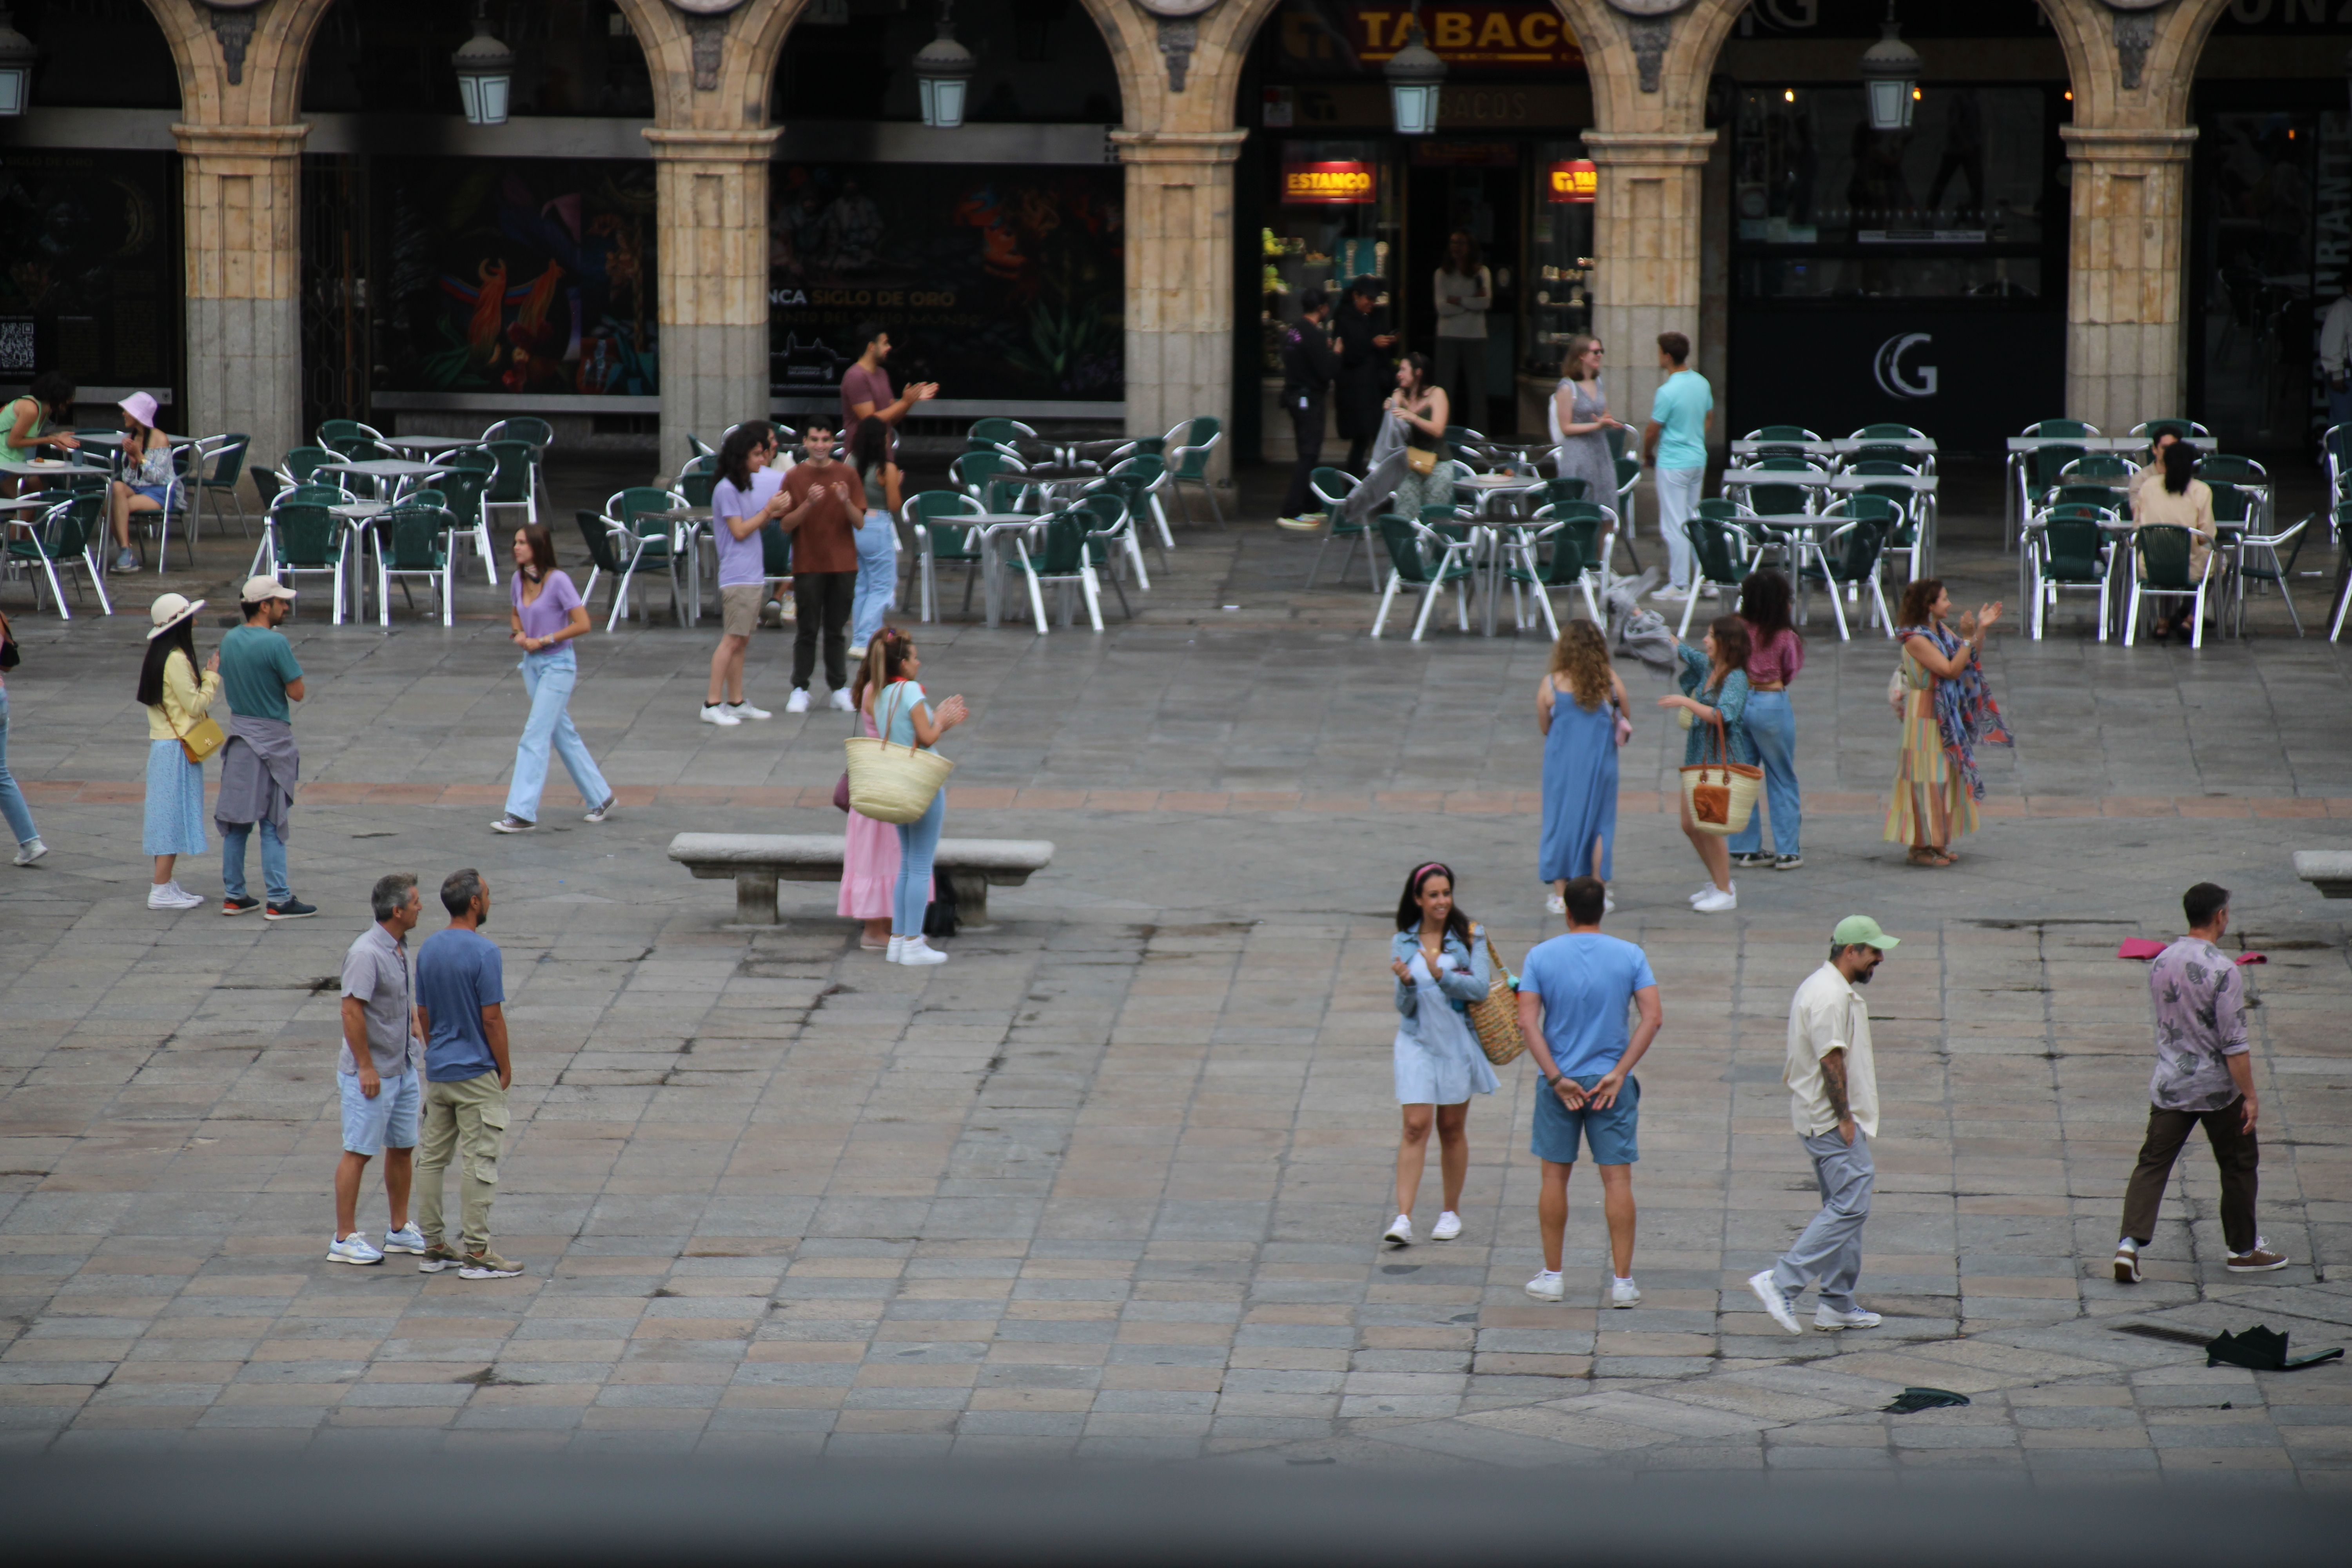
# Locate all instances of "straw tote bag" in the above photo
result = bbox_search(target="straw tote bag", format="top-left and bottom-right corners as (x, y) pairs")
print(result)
(1464, 931), (1527, 1068)
(1679, 709), (1762, 837)
(844, 682), (955, 824)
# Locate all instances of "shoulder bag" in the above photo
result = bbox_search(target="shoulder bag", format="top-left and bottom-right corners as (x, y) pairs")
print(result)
(1679, 710), (1762, 836)
(0, 608), (18, 671)
(164, 651), (226, 766)
(1464, 929), (1528, 1068)
(844, 681), (955, 824)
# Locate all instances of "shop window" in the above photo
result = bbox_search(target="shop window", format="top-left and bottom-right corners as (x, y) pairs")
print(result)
(15, 0), (178, 110)
(1261, 141), (1392, 376)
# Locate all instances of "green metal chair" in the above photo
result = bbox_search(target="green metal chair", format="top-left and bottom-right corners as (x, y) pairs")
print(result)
(1371, 513), (1475, 641)
(968, 417), (1037, 448)
(483, 417), (554, 514)
(1104, 459), (1173, 563)
(281, 445), (338, 485)
(1676, 510), (1754, 637)
(906, 489), (987, 622)
(317, 419), (383, 456)
(572, 508), (635, 629)
(428, 466), (497, 584)
(2032, 508), (2112, 642)
(1305, 466), (1374, 589)
(481, 438), (538, 527)
(195, 434), (252, 537)
(2126, 523), (2213, 649)
(6, 492), (110, 619)
(2058, 454), (2132, 483)
(602, 486), (685, 624)
(1504, 516), (1597, 637)
(269, 503), (350, 623)
(2018, 418), (2094, 524)
(2234, 514), (2311, 636)
(376, 506), (456, 626)
(1162, 416), (1225, 530)
(1011, 512), (1105, 633)
(1736, 455), (1828, 521)
(1072, 492), (1138, 617)
(1811, 501), (1895, 641)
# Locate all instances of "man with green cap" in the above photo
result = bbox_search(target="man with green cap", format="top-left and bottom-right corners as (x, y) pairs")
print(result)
(1749, 915), (1899, 1335)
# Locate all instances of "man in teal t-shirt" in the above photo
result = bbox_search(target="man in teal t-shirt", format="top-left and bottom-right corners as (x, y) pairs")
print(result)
(1642, 332), (1713, 599)
(214, 577), (311, 918)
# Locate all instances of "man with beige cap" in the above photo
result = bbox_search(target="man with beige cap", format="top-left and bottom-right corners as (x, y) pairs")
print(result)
(1749, 915), (1899, 1336)
(215, 575), (313, 919)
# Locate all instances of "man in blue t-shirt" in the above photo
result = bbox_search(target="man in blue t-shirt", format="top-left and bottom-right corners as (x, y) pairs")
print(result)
(1641, 331), (1713, 599)
(413, 868), (522, 1280)
(1513, 876), (1662, 1308)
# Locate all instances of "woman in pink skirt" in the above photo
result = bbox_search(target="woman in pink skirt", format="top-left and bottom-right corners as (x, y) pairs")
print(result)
(842, 630), (903, 949)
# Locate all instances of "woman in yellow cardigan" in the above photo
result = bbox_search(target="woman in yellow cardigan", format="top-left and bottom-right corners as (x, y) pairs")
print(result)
(138, 593), (220, 911)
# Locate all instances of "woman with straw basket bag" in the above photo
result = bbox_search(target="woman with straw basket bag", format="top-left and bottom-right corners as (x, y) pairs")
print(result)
(1380, 862), (1499, 1249)
(850, 628), (965, 966)
(1659, 615), (1758, 915)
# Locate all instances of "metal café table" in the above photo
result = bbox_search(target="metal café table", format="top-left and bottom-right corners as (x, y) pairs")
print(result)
(1013, 466), (1101, 508)
(1742, 513), (1862, 628)
(641, 506), (715, 623)
(376, 434), (482, 454)
(1728, 436), (1938, 459)
(327, 500), (390, 621)
(959, 513), (1043, 628)
(319, 457), (450, 504)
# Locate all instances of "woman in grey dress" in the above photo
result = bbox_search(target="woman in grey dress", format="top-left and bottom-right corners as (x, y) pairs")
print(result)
(1549, 334), (1624, 505)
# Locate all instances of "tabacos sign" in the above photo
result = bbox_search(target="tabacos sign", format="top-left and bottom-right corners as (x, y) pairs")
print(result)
(1350, 6), (1582, 69)
(1282, 160), (1378, 205)
(1547, 160), (1597, 204)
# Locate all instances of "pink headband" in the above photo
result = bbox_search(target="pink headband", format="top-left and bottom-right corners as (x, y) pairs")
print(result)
(1411, 862), (1449, 884)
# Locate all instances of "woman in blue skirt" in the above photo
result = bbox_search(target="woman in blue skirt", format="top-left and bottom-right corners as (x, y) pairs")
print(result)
(1383, 862), (1497, 1248)
(1537, 620), (1626, 915)
(138, 593), (220, 911)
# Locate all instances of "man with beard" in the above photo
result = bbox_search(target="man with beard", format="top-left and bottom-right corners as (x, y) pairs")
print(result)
(1750, 916), (1898, 1335)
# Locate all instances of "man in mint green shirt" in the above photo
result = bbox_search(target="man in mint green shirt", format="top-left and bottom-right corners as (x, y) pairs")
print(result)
(1642, 332), (1713, 599)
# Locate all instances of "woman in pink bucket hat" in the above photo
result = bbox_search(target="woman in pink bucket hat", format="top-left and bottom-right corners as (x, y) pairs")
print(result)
(108, 391), (176, 573)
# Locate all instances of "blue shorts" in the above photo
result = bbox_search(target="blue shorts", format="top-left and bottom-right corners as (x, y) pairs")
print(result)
(132, 484), (169, 506)
(339, 1068), (420, 1156)
(1530, 1072), (1640, 1165)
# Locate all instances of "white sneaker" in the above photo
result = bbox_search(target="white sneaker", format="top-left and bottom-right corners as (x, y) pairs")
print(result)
(828, 688), (853, 712)
(785, 688), (812, 714)
(699, 703), (741, 727)
(886, 935), (906, 963)
(1814, 1305), (1882, 1331)
(328, 1232), (385, 1266)
(1610, 1278), (1641, 1308)
(380, 1223), (426, 1256)
(1602, 894), (1616, 914)
(1693, 884), (1737, 914)
(1381, 1214), (1413, 1247)
(1545, 893), (1566, 915)
(1748, 1270), (1802, 1335)
(897, 936), (948, 966)
(1690, 885), (1714, 905)
(148, 882), (202, 910)
(725, 700), (771, 721)
(13, 838), (45, 867)
(1652, 586), (1691, 603)
(1524, 1270), (1564, 1301)
(1430, 1211), (1462, 1241)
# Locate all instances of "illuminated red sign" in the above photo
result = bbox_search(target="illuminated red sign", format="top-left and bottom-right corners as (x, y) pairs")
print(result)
(1548, 159), (1597, 203)
(1282, 160), (1378, 205)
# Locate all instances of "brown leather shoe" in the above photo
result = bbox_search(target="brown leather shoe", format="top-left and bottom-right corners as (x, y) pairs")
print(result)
(2226, 1247), (2290, 1273)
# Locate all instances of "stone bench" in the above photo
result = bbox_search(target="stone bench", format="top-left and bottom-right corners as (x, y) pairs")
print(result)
(666, 833), (1054, 929)
(2293, 851), (2352, 899)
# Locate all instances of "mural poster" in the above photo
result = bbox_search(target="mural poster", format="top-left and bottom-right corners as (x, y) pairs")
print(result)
(0, 150), (176, 392)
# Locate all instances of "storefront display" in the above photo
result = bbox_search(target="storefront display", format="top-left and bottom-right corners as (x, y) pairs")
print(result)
(769, 162), (1122, 408)
(0, 149), (177, 398)
(373, 158), (658, 399)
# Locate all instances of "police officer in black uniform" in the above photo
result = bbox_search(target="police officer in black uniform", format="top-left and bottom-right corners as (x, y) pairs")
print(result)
(1278, 288), (1343, 526)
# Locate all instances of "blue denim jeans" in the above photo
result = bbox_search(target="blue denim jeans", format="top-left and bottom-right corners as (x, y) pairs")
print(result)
(0, 689), (36, 847)
(1726, 687), (1800, 857)
(849, 510), (898, 651)
(221, 819), (290, 905)
(892, 789), (945, 936)
(505, 649), (610, 823)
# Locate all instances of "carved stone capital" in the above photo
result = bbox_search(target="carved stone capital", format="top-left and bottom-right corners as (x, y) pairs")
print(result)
(1157, 17), (1198, 94)
(210, 5), (257, 87)
(1622, 14), (1671, 94)
(2112, 9), (2155, 93)
(685, 15), (727, 90)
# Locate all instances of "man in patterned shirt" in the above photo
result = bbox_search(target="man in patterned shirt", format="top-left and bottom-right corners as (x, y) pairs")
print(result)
(2114, 882), (2288, 1282)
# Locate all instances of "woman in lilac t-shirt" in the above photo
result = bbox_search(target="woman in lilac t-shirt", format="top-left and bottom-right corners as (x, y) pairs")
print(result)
(490, 523), (614, 834)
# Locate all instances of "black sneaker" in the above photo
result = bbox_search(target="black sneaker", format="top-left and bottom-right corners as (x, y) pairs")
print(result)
(264, 898), (318, 921)
(1730, 851), (1772, 869)
(1773, 854), (1804, 871)
(221, 895), (262, 916)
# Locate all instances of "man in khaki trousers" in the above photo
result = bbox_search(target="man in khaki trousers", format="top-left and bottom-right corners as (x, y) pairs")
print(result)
(413, 869), (523, 1279)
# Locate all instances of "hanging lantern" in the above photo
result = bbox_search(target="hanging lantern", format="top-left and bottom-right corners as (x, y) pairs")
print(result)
(1385, 11), (1446, 138)
(1859, 5), (1921, 132)
(453, 2), (515, 127)
(0, 8), (35, 118)
(914, 2), (978, 130)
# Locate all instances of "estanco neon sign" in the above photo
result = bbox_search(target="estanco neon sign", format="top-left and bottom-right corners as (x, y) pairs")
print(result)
(1282, 161), (1378, 204)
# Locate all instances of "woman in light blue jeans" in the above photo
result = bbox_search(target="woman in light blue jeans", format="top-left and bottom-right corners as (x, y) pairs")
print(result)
(0, 610), (47, 866)
(846, 417), (902, 650)
(865, 628), (966, 966)
(1728, 571), (1803, 870)
(492, 524), (613, 834)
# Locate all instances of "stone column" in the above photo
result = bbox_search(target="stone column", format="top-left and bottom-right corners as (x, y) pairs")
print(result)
(645, 127), (781, 470)
(2062, 125), (2196, 433)
(1582, 131), (1714, 435)
(1112, 129), (1245, 483)
(172, 123), (307, 469)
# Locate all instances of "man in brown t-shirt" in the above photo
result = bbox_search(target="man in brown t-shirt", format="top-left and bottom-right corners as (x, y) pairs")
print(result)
(779, 416), (866, 711)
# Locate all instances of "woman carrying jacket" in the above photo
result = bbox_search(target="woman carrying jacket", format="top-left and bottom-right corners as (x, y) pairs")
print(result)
(1383, 861), (1498, 1248)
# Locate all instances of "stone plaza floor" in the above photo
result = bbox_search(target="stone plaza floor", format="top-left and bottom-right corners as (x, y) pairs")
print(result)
(1, 467), (2349, 1478)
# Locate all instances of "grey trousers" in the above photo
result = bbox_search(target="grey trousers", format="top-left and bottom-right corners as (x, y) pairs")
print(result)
(1770, 1128), (1873, 1312)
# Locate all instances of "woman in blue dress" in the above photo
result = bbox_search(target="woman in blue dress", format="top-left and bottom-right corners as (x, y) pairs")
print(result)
(1383, 862), (1498, 1248)
(1537, 619), (1627, 915)
(1659, 615), (1755, 915)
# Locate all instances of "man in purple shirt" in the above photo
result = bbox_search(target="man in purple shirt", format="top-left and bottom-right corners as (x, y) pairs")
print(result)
(839, 322), (937, 454)
(2114, 882), (2288, 1282)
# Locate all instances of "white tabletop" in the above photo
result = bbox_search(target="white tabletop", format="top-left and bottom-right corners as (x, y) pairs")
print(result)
(2007, 436), (2163, 453)
(1720, 468), (1836, 486)
(1730, 437), (1937, 455)
(1828, 472), (1938, 492)
(376, 435), (480, 453)
(0, 458), (80, 477)
(71, 431), (203, 448)
(321, 459), (450, 478)
(328, 501), (388, 519)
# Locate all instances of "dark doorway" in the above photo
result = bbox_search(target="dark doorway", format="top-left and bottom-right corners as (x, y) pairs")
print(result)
(1406, 148), (1523, 436)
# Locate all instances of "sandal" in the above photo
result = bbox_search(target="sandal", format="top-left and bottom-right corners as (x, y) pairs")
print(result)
(1906, 847), (1956, 868)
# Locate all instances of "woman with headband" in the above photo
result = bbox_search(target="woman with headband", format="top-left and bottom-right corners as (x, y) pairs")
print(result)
(1383, 861), (1497, 1246)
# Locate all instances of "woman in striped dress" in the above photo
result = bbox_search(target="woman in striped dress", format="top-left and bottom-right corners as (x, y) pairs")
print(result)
(1885, 578), (2007, 867)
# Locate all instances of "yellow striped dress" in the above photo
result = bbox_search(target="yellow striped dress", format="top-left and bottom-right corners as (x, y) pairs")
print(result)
(1882, 648), (1974, 848)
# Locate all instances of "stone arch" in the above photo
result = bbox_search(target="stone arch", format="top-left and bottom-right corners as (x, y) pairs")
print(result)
(141, 0), (340, 125)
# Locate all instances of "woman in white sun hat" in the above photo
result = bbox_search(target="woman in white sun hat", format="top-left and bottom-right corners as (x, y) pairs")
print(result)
(108, 391), (176, 572)
(138, 593), (219, 910)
